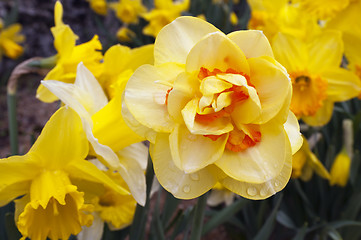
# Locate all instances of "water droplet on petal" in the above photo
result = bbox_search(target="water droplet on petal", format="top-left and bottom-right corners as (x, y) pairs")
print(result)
(183, 185), (191, 193)
(260, 188), (267, 197)
(190, 173), (199, 181)
(247, 187), (257, 196)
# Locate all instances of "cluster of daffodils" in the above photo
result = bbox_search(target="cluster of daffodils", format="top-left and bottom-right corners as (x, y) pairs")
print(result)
(247, 0), (361, 188)
(3, 0), (361, 238)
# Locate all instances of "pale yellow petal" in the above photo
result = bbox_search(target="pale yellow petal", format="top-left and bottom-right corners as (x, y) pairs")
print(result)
(154, 16), (220, 65)
(216, 123), (290, 183)
(151, 133), (217, 199)
(284, 111), (303, 155)
(186, 32), (249, 75)
(247, 56), (291, 124)
(227, 30), (274, 59)
(169, 124), (228, 173)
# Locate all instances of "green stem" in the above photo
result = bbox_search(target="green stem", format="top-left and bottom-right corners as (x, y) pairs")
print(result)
(7, 93), (18, 155)
(189, 193), (208, 240)
(129, 153), (155, 240)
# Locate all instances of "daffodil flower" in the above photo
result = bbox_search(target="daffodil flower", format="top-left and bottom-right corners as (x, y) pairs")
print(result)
(273, 30), (361, 126)
(293, 0), (351, 20)
(207, 182), (237, 206)
(37, 1), (103, 103)
(109, 0), (146, 24)
(77, 159), (137, 240)
(42, 63), (148, 206)
(124, 16), (303, 200)
(0, 107), (129, 240)
(0, 22), (25, 60)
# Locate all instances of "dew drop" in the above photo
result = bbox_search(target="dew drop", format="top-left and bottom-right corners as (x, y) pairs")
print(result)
(274, 180), (280, 187)
(247, 187), (257, 196)
(183, 185), (191, 193)
(260, 188), (267, 197)
(190, 173), (199, 181)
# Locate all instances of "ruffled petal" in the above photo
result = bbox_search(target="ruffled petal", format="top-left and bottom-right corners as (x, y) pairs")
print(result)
(227, 30), (274, 59)
(169, 124), (228, 173)
(154, 16), (220, 65)
(124, 64), (182, 133)
(215, 123), (290, 183)
(185, 32), (250, 75)
(247, 56), (291, 124)
(284, 111), (303, 155)
(151, 133), (217, 199)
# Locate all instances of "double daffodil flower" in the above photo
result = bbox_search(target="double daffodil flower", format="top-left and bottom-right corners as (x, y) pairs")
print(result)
(0, 107), (129, 240)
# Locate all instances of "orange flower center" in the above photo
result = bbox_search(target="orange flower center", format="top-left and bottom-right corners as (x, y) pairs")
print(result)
(290, 71), (328, 117)
(197, 67), (261, 152)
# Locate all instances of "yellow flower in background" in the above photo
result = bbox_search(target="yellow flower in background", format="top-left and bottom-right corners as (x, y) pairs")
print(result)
(124, 16), (303, 200)
(142, 0), (190, 38)
(292, 135), (330, 181)
(42, 63), (148, 206)
(330, 119), (354, 187)
(98, 44), (154, 99)
(207, 182), (236, 206)
(110, 0), (146, 24)
(247, 0), (319, 41)
(272, 31), (361, 126)
(0, 22), (25, 60)
(116, 27), (136, 42)
(87, 0), (108, 15)
(37, 1), (103, 103)
(230, 12), (238, 26)
(0, 107), (128, 240)
(78, 160), (137, 240)
(293, 0), (350, 20)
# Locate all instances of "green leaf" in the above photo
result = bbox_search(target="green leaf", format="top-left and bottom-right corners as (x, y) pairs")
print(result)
(202, 198), (248, 235)
(253, 194), (283, 240)
(292, 224), (308, 240)
(276, 211), (296, 230)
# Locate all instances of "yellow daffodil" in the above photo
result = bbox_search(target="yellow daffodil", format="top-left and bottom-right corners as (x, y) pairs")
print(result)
(142, 0), (190, 38)
(124, 16), (303, 200)
(247, 0), (319, 41)
(87, 0), (108, 15)
(98, 44), (154, 99)
(116, 27), (136, 42)
(0, 22), (25, 60)
(272, 31), (361, 126)
(42, 63), (148, 206)
(230, 12), (238, 26)
(77, 160), (137, 240)
(330, 119), (353, 187)
(293, 0), (351, 20)
(0, 106), (129, 240)
(37, 1), (103, 103)
(207, 182), (236, 206)
(292, 135), (330, 181)
(109, 0), (146, 24)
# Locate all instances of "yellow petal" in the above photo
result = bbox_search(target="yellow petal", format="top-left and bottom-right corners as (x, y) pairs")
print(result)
(29, 107), (89, 169)
(302, 100), (334, 127)
(220, 134), (292, 200)
(330, 148), (351, 187)
(124, 64), (182, 133)
(324, 68), (361, 102)
(308, 30), (343, 73)
(169, 124), (228, 173)
(227, 30), (274, 59)
(216, 123), (290, 184)
(247, 56), (291, 124)
(272, 32), (308, 72)
(151, 133), (218, 199)
(66, 160), (129, 196)
(92, 93), (144, 152)
(154, 16), (220, 66)
(308, 152), (330, 180)
(186, 32), (250, 75)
